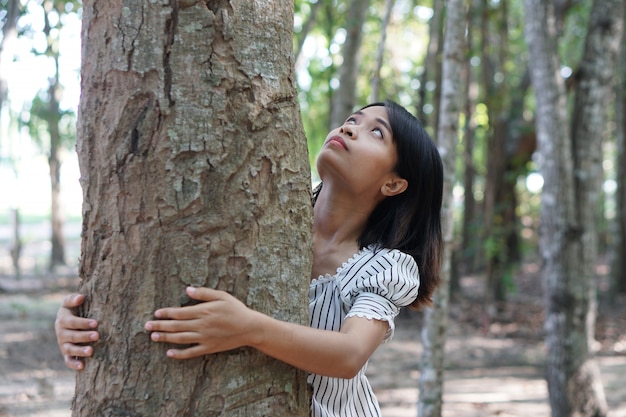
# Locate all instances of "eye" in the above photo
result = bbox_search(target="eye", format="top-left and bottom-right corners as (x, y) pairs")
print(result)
(345, 117), (356, 125)
(372, 127), (383, 139)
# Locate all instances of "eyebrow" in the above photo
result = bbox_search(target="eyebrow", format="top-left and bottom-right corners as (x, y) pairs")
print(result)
(353, 110), (392, 135)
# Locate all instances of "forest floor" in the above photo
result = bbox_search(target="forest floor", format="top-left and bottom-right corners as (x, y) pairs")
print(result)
(0, 225), (625, 416)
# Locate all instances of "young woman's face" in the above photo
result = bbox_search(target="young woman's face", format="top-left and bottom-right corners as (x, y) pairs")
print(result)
(316, 106), (404, 198)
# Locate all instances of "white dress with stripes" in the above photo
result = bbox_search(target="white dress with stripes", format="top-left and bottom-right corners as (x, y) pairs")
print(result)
(308, 245), (420, 417)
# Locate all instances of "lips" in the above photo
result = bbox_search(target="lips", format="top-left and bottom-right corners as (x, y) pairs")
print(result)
(326, 135), (347, 150)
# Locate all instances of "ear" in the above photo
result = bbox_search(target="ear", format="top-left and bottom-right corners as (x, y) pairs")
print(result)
(381, 175), (408, 197)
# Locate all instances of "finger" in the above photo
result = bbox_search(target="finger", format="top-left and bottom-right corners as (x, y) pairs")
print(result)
(59, 329), (99, 345)
(57, 314), (99, 331)
(62, 293), (85, 309)
(145, 319), (194, 333)
(186, 286), (225, 302)
(152, 288), (227, 320)
(150, 331), (200, 345)
(61, 342), (94, 358)
(64, 355), (86, 371)
(166, 344), (209, 360)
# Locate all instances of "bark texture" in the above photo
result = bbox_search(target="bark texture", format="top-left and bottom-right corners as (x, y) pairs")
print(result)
(73, 1), (312, 416)
(524, 1), (623, 416)
(418, 1), (466, 416)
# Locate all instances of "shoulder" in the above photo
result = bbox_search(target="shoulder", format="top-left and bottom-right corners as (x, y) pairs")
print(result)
(344, 246), (418, 279)
(339, 246), (419, 305)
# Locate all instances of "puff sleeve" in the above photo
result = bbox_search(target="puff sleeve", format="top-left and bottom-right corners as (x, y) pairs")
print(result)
(341, 249), (420, 341)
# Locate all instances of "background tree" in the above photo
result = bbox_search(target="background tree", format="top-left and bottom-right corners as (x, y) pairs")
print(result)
(524, 0), (623, 415)
(26, 0), (80, 271)
(72, 1), (312, 415)
(329, 0), (370, 128)
(613, 3), (626, 296)
(0, 0), (22, 277)
(418, 1), (466, 416)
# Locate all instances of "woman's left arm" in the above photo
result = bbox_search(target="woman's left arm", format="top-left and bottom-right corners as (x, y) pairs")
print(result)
(145, 286), (387, 379)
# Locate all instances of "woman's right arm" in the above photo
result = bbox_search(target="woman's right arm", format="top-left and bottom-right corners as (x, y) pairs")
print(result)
(54, 293), (100, 370)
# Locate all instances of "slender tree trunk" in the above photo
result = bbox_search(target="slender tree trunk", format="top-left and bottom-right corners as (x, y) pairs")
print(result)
(418, 1), (466, 416)
(9, 208), (21, 279)
(0, 0), (19, 113)
(481, 0), (511, 307)
(612, 3), (626, 296)
(524, 1), (622, 415)
(73, 2), (312, 416)
(0, 0), (21, 279)
(47, 75), (66, 270)
(369, 0), (394, 103)
(417, 0), (445, 131)
(329, 0), (370, 128)
(460, 0), (480, 278)
(42, 0), (66, 270)
(294, 0), (323, 66)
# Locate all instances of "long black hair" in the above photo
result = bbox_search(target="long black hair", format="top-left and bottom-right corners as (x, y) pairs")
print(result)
(313, 100), (444, 309)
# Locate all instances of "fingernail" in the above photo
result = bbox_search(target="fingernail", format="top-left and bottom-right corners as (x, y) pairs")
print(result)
(89, 320), (98, 328)
(145, 322), (152, 331)
(90, 333), (98, 341)
(83, 347), (90, 355)
(167, 350), (174, 357)
(154, 310), (162, 318)
(187, 287), (195, 295)
(151, 332), (160, 341)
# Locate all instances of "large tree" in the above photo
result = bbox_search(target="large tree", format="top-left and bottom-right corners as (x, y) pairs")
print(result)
(73, 1), (312, 415)
(524, 1), (623, 416)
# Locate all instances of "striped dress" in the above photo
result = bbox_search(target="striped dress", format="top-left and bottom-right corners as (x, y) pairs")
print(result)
(308, 245), (420, 417)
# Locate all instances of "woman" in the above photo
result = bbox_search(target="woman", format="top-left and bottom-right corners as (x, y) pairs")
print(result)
(56, 100), (444, 416)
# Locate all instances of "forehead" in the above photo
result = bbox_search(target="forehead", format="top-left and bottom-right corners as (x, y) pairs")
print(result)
(356, 105), (389, 121)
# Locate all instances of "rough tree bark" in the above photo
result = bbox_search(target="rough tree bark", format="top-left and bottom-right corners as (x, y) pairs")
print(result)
(418, 1), (466, 416)
(524, 0), (623, 416)
(73, 1), (312, 416)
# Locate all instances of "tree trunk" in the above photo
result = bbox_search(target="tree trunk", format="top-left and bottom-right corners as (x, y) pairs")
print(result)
(73, 2), (312, 416)
(524, 1), (622, 415)
(0, 0), (19, 113)
(47, 72), (66, 270)
(459, 0), (480, 279)
(417, 0), (445, 131)
(566, 1), (622, 412)
(614, 2), (626, 296)
(329, 0), (370, 128)
(369, 0), (394, 103)
(294, 0), (322, 66)
(9, 208), (21, 279)
(418, 1), (466, 416)
(42, 0), (66, 271)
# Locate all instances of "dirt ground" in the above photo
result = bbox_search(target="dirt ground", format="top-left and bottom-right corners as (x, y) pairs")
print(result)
(0, 254), (625, 416)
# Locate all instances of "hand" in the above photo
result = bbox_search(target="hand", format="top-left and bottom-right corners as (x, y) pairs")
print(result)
(145, 287), (261, 359)
(54, 293), (100, 370)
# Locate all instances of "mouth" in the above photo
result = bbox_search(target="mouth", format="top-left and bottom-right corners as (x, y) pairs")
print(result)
(326, 135), (347, 150)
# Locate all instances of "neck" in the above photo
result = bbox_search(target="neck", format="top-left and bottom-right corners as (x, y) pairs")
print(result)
(312, 181), (377, 248)
(310, 181), (379, 279)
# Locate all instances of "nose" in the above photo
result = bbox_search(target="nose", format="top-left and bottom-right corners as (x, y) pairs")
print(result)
(339, 124), (355, 138)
